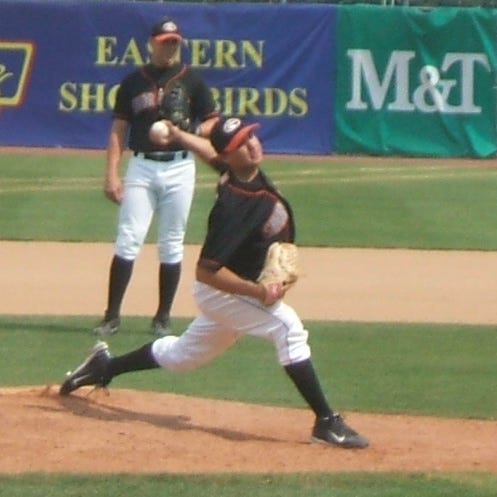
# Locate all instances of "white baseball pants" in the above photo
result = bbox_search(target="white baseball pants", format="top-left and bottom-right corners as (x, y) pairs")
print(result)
(151, 281), (312, 370)
(114, 153), (195, 264)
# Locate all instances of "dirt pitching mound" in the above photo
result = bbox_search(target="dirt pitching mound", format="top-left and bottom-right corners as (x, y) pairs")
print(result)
(1, 386), (496, 474)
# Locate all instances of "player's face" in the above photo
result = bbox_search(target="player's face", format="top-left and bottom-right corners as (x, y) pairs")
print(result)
(150, 38), (180, 66)
(227, 133), (263, 170)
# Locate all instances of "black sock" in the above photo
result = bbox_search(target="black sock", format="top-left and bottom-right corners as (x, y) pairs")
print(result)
(284, 359), (333, 419)
(107, 342), (160, 379)
(154, 262), (181, 322)
(105, 255), (134, 320)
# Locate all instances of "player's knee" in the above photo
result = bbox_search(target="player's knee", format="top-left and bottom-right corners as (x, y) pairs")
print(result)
(115, 233), (144, 259)
(275, 324), (311, 366)
(151, 335), (198, 372)
(158, 240), (184, 264)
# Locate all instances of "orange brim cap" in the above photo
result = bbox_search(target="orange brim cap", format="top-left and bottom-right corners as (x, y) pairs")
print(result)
(153, 32), (183, 42)
(223, 123), (260, 153)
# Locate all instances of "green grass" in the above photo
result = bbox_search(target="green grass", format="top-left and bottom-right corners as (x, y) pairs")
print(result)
(1, 316), (495, 419)
(275, 160), (497, 249)
(2, 152), (497, 248)
(0, 472), (496, 497)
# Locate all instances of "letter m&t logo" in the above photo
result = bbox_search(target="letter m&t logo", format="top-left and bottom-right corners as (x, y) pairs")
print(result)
(346, 49), (490, 115)
(0, 41), (35, 108)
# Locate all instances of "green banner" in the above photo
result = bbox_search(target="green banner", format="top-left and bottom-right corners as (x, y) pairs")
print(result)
(335, 5), (497, 157)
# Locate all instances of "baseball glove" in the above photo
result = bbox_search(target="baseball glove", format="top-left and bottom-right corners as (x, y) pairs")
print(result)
(257, 242), (299, 287)
(158, 82), (190, 131)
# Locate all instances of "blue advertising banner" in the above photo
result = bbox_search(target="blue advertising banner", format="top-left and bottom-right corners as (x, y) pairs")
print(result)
(0, 1), (338, 154)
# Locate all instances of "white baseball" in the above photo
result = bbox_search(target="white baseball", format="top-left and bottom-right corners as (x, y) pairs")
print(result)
(149, 120), (170, 142)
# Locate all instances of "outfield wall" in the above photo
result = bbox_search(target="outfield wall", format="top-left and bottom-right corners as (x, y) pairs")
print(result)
(0, 1), (496, 157)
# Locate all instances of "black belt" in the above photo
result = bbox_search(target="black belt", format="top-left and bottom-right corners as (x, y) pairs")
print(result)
(134, 150), (188, 162)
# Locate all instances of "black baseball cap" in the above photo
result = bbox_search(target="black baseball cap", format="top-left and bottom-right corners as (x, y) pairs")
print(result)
(210, 117), (260, 154)
(150, 17), (183, 42)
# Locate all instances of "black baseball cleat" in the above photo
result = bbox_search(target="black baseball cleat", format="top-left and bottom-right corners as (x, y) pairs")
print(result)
(59, 341), (112, 396)
(93, 317), (120, 336)
(310, 413), (369, 449)
(150, 317), (173, 337)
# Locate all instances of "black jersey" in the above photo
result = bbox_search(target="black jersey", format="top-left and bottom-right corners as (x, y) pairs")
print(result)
(199, 169), (296, 282)
(113, 63), (217, 152)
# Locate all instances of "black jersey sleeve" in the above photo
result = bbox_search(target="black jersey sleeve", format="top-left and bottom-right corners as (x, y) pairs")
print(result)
(112, 73), (134, 121)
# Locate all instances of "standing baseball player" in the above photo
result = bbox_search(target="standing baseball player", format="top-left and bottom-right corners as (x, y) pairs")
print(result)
(95, 15), (219, 337)
(60, 117), (369, 449)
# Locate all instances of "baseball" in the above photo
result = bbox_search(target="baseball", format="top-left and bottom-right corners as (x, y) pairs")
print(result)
(149, 120), (170, 143)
